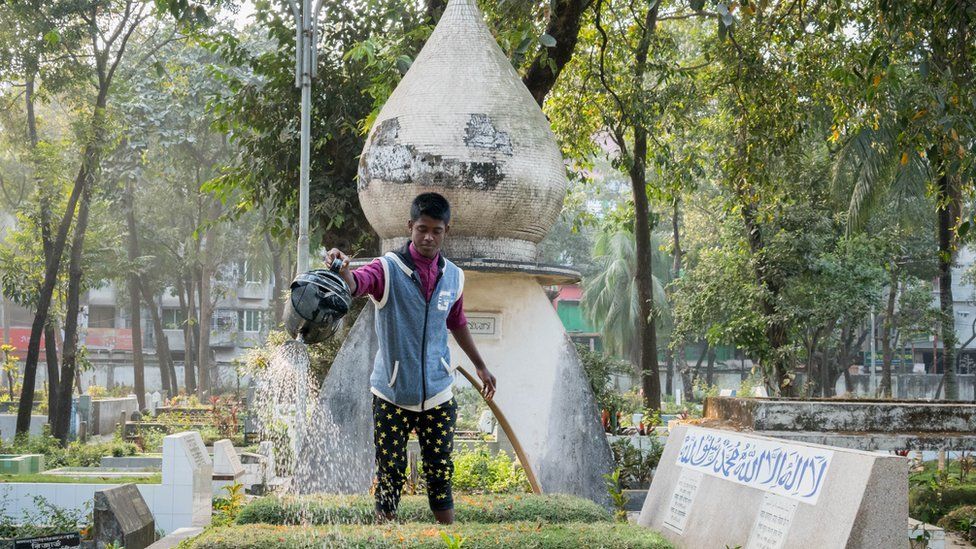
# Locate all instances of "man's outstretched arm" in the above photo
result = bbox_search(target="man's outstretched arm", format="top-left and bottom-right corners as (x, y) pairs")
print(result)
(451, 324), (496, 401)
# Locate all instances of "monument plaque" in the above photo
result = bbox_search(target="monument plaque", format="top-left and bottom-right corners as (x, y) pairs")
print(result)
(13, 533), (80, 549)
(745, 493), (798, 549)
(466, 313), (500, 338)
(663, 468), (702, 535)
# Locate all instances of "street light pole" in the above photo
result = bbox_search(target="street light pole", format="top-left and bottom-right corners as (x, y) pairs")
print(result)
(870, 307), (877, 397)
(288, 0), (324, 274)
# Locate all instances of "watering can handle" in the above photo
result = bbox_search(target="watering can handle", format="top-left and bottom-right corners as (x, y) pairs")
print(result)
(329, 257), (344, 273)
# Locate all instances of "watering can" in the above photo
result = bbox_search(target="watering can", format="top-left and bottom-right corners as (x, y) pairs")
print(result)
(283, 258), (352, 344)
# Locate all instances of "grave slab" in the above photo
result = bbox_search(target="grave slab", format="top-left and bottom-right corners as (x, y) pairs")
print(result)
(638, 424), (908, 548)
(211, 439), (244, 495)
(161, 432), (212, 529)
(93, 483), (156, 549)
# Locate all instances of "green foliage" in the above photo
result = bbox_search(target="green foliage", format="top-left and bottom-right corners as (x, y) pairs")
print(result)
(604, 469), (628, 522)
(609, 438), (662, 489)
(450, 446), (530, 495)
(235, 494), (611, 526)
(937, 505), (976, 541)
(212, 482), (246, 527)
(452, 386), (490, 434)
(909, 483), (976, 525)
(582, 229), (671, 363)
(186, 522), (674, 548)
(576, 344), (630, 414)
(1, 432), (136, 469)
(0, 494), (91, 539)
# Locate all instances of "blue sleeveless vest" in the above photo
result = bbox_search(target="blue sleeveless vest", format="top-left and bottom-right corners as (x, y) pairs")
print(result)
(368, 245), (464, 411)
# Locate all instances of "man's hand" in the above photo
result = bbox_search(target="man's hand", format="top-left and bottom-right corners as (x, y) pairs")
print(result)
(476, 366), (496, 402)
(325, 248), (357, 293)
(325, 248), (351, 273)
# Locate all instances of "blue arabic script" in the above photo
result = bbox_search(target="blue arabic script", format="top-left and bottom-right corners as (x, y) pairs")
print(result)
(677, 429), (831, 501)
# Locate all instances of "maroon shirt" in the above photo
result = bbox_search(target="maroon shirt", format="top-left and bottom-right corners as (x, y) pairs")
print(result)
(352, 243), (467, 330)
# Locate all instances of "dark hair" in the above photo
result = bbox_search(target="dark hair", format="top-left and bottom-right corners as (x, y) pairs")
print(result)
(411, 192), (451, 223)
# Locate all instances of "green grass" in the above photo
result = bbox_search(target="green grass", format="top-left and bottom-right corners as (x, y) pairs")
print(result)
(910, 460), (974, 486)
(0, 473), (161, 484)
(236, 494), (612, 526)
(182, 523), (673, 548)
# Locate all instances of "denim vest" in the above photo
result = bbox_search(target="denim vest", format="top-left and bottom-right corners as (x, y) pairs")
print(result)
(368, 245), (464, 411)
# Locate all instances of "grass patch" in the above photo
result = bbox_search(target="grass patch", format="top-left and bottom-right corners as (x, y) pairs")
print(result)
(236, 494), (611, 526)
(184, 523), (673, 548)
(0, 473), (161, 484)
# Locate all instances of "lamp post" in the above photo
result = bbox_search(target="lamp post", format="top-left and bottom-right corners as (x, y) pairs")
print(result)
(288, 0), (324, 274)
(870, 307), (877, 396)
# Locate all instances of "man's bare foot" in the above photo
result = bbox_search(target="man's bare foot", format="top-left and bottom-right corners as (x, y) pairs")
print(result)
(433, 508), (455, 525)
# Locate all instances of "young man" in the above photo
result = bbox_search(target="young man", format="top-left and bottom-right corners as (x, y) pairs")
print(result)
(326, 192), (497, 525)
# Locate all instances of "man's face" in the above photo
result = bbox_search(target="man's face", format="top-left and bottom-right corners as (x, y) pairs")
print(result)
(408, 215), (449, 258)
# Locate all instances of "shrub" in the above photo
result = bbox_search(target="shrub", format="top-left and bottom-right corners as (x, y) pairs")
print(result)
(610, 438), (662, 489)
(213, 483), (246, 527)
(186, 522), (673, 548)
(0, 494), (91, 539)
(450, 445), (530, 494)
(0, 433), (137, 469)
(938, 504), (976, 540)
(235, 494), (611, 526)
(909, 484), (976, 524)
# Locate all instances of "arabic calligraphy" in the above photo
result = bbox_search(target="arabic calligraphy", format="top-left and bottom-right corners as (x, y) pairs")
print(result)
(677, 427), (832, 504)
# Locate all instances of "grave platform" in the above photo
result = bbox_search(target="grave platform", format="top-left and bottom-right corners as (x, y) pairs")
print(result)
(704, 396), (976, 451)
(638, 423), (908, 548)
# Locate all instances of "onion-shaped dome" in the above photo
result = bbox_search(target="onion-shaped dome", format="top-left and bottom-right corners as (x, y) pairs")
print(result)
(357, 0), (568, 262)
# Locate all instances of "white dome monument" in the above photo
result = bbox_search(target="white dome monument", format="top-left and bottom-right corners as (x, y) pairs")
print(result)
(301, 0), (613, 504)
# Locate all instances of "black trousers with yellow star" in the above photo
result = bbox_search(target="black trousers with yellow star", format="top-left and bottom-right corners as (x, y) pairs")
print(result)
(373, 396), (458, 514)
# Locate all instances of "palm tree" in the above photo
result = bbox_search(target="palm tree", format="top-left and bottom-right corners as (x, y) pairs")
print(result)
(581, 228), (670, 396)
(833, 124), (965, 398)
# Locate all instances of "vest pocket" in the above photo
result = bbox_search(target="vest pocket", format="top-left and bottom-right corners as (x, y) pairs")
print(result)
(388, 360), (400, 387)
(440, 357), (455, 375)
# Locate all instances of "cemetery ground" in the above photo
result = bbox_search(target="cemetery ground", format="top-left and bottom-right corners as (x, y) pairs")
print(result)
(1, 382), (975, 547)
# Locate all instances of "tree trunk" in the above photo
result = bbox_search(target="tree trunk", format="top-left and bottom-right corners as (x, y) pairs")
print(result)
(880, 268), (899, 397)
(937, 167), (960, 400)
(139, 281), (174, 396)
(196, 266), (212, 398)
(123, 180), (146, 410)
(679, 347), (694, 403)
(265, 231), (286, 327)
(179, 273), (198, 394)
(706, 346), (716, 386)
(628, 1), (662, 412)
(16, 93), (104, 435)
(522, 0), (588, 106)
(53, 178), (95, 443)
(44, 324), (59, 417)
(665, 348), (674, 397)
(737, 167), (791, 393)
(29, 76), (62, 428)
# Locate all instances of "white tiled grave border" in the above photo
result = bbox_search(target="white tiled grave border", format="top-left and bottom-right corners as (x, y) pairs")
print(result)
(1, 432), (212, 534)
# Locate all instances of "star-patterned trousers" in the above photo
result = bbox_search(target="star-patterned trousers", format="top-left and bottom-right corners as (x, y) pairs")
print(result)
(373, 396), (458, 514)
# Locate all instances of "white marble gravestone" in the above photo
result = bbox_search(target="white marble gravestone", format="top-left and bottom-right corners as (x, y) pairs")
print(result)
(211, 439), (245, 495)
(638, 424), (908, 548)
(162, 431), (212, 528)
